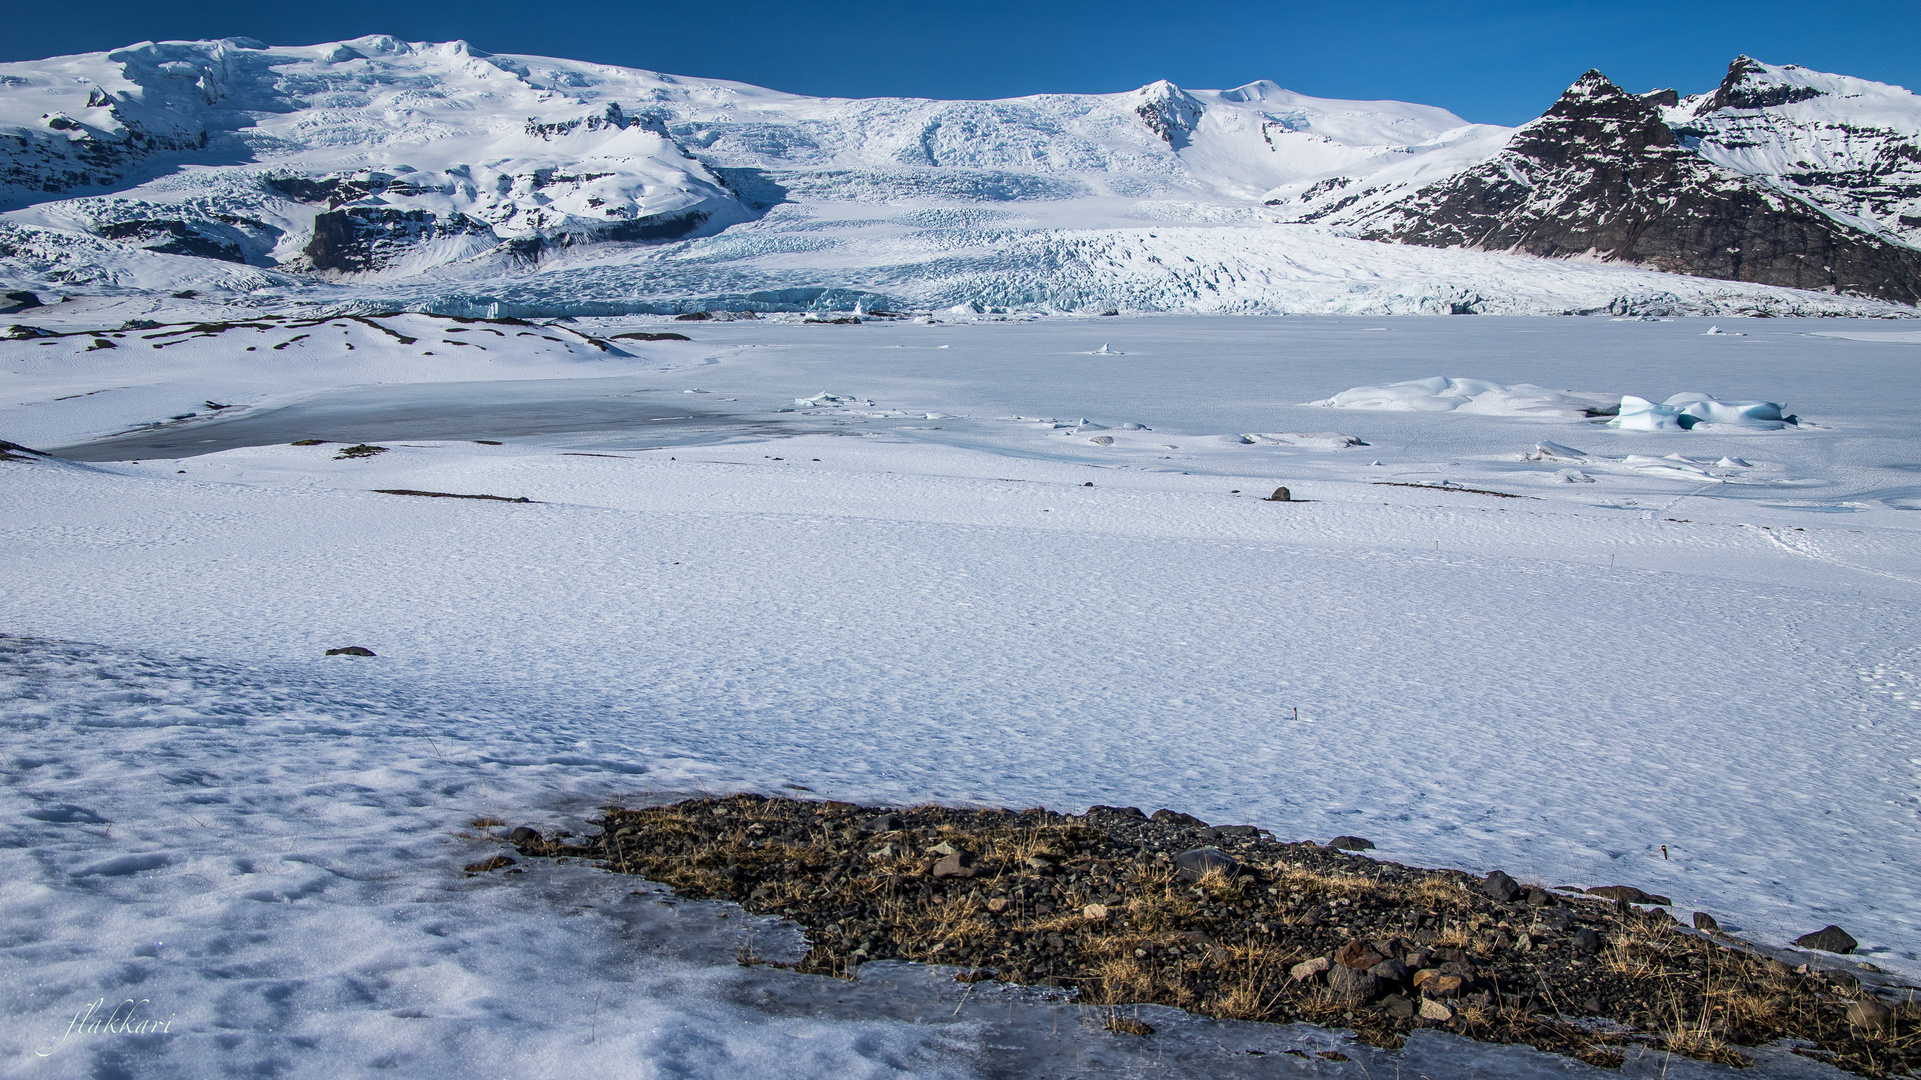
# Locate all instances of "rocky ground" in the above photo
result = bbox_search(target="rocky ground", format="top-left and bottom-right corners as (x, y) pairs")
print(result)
(496, 796), (1917, 1074)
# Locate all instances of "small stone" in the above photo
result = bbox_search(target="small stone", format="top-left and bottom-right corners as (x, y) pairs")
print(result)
(861, 813), (904, 832)
(1526, 887), (1552, 907)
(932, 852), (978, 879)
(1794, 925), (1858, 954)
(1483, 870), (1523, 903)
(1418, 999), (1453, 1022)
(1535, 909), (1573, 932)
(1847, 996), (1893, 1033)
(1410, 968), (1438, 989)
(1692, 910), (1721, 933)
(1327, 964), (1380, 1004)
(463, 854), (515, 873)
(1335, 939), (1386, 970)
(1327, 835), (1374, 851)
(1382, 994), (1416, 1019)
(1572, 928), (1601, 955)
(1421, 974), (1465, 998)
(1289, 957), (1330, 983)
(1025, 855), (1058, 872)
(1403, 949), (1431, 970)
(1173, 847), (1238, 882)
(1082, 903), (1110, 920)
(1586, 885), (1672, 906)
(1581, 996), (1604, 1015)
(986, 897), (1009, 913)
(326, 646), (376, 657)
(927, 841), (961, 856)
(507, 826), (542, 844)
(1151, 809), (1208, 827)
(1368, 958), (1409, 984)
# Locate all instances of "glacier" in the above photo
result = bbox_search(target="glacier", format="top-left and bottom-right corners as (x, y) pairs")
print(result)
(0, 37), (1917, 320)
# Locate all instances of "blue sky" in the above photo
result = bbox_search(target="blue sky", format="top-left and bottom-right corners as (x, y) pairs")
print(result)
(5, 0), (1916, 125)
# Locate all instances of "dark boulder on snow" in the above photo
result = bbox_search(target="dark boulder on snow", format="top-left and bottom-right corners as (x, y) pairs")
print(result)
(325, 645), (376, 657)
(1151, 809), (1207, 827)
(1328, 835), (1374, 851)
(0, 291), (42, 313)
(1793, 925), (1859, 954)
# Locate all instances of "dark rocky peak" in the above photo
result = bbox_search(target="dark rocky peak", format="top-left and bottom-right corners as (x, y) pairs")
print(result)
(1360, 64), (1921, 306)
(1508, 70), (1677, 164)
(1703, 56), (1825, 113)
(1640, 88), (1680, 108)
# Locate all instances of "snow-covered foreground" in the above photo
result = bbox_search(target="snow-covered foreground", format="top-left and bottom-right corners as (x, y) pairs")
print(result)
(3, 313), (1919, 1077)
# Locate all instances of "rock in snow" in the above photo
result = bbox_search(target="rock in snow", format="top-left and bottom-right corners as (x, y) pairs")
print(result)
(1794, 925), (1860, 954)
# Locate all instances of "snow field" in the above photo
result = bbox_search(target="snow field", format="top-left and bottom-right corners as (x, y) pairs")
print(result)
(3, 312), (1920, 1078)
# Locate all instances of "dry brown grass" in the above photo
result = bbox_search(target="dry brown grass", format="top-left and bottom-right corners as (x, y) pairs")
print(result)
(527, 796), (1921, 1079)
(1102, 1012), (1155, 1037)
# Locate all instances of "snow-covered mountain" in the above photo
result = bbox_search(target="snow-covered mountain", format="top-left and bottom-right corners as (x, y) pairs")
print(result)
(1670, 57), (1921, 248)
(1349, 71), (1921, 306)
(0, 37), (1916, 318)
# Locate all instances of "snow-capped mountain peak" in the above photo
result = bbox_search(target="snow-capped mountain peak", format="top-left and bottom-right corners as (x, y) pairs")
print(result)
(1665, 56), (1921, 246)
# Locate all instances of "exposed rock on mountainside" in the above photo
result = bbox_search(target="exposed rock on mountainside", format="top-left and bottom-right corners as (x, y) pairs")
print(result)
(1130, 80), (1206, 148)
(1669, 57), (1921, 247)
(1362, 71), (1921, 306)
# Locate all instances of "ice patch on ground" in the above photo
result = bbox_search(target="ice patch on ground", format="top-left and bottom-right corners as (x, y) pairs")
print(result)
(1305, 377), (1616, 418)
(1311, 380), (1796, 432)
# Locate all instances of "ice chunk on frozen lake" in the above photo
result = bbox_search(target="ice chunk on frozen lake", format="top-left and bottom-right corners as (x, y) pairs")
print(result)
(1529, 441), (1590, 462)
(1305, 377), (1613, 418)
(1611, 394), (1792, 431)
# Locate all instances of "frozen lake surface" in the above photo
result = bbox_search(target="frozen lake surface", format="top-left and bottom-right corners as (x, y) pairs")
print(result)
(3, 312), (1918, 1078)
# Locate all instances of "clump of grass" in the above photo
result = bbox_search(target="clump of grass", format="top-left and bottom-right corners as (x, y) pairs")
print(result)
(1103, 1013), (1155, 1037)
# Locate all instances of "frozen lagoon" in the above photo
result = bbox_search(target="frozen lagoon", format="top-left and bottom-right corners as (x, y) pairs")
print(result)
(3, 313), (1919, 1077)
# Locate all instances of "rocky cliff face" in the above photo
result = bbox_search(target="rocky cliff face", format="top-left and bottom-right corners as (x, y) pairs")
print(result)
(1361, 71), (1921, 306)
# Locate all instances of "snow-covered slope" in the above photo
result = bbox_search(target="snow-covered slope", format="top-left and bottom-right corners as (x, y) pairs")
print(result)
(0, 37), (1915, 317)
(1669, 57), (1921, 248)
